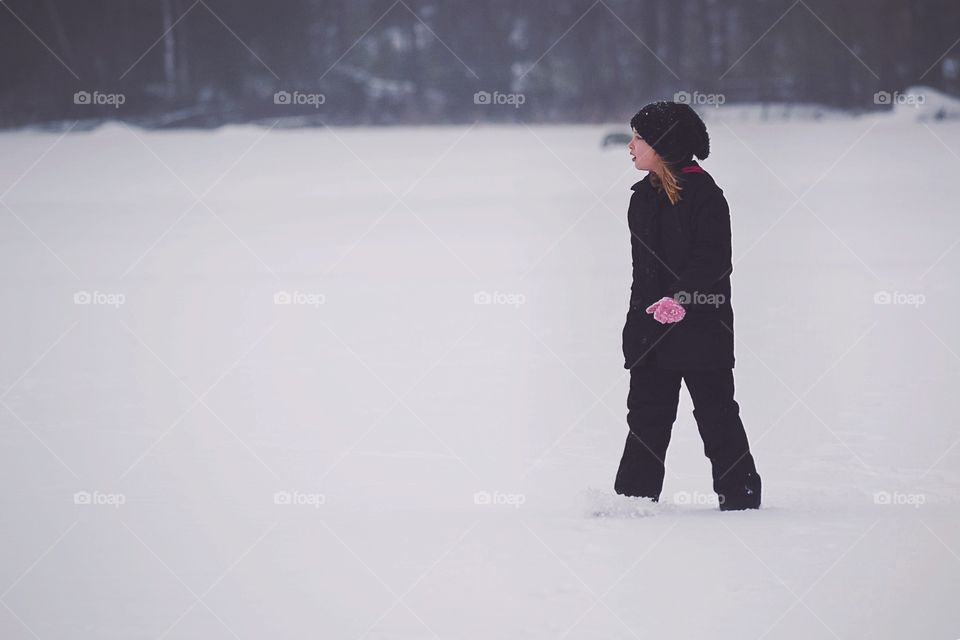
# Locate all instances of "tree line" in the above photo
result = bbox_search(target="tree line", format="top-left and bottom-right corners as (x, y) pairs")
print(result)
(1, 0), (957, 128)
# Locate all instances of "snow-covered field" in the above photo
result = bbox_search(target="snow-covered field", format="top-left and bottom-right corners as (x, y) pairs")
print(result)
(1, 113), (958, 638)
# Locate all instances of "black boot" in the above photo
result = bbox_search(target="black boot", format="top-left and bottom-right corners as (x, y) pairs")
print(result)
(614, 432), (662, 501)
(718, 471), (761, 511)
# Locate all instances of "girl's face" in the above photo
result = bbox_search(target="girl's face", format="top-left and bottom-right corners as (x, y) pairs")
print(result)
(628, 130), (658, 171)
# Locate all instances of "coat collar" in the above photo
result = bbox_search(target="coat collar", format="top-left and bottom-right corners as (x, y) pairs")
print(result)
(630, 161), (704, 191)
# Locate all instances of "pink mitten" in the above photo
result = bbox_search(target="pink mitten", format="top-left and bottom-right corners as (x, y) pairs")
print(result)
(645, 296), (686, 324)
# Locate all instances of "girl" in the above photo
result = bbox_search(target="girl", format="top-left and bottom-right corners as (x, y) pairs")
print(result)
(616, 101), (761, 511)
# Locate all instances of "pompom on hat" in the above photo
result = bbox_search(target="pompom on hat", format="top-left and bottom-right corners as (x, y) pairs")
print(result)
(630, 101), (710, 165)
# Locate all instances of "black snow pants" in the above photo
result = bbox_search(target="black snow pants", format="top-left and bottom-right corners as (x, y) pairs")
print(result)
(614, 360), (761, 510)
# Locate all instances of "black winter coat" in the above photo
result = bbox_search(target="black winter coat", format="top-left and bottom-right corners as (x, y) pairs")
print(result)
(622, 161), (736, 370)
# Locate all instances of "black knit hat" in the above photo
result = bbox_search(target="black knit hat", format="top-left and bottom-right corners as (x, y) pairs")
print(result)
(630, 101), (710, 165)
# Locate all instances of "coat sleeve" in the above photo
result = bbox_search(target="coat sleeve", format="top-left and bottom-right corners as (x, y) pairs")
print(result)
(663, 185), (733, 299)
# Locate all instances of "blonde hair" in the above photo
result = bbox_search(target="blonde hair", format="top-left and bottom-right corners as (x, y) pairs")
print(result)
(649, 157), (682, 205)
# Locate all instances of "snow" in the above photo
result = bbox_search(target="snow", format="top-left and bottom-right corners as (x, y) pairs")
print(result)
(892, 85), (960, 122)
(0, 111), (959, 639)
